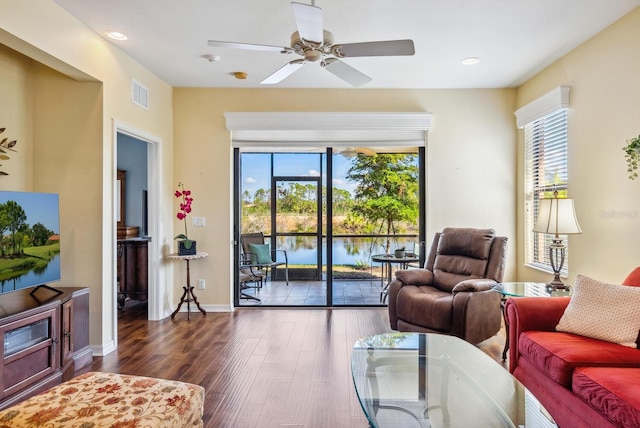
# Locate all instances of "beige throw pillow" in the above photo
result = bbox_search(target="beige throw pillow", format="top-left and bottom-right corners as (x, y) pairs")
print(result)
(556, 275), (640, 348)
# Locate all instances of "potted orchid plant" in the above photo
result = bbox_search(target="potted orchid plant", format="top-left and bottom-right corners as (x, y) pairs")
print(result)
(174, 182), (196, 255)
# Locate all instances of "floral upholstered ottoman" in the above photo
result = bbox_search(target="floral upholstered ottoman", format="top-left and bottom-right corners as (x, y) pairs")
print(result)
(0, 372), (205, 427)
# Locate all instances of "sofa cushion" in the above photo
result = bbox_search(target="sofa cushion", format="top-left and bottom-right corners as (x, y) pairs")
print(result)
(519, 331), (640, 387)
(556, 275), (640, 348)
(437, 227), (495, 260)
(573, 367), (640, 427)
(623, 267), (640, 287)
(395, 285), (453, 332)
(432, 228), (495, 292)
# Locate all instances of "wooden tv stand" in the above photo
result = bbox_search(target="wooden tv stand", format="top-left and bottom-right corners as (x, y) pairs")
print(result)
(0, 287), (91, 410)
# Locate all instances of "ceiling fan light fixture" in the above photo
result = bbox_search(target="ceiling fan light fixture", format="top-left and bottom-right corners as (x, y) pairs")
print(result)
(304, 49), (323, 62)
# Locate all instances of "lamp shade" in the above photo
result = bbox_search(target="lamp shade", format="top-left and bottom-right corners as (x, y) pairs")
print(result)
(533, 197), (582, 236)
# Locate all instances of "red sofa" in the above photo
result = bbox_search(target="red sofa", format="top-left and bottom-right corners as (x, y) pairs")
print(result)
(506, 294), (640, 428)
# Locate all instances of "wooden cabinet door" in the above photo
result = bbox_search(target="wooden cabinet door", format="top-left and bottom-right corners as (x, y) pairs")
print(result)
(1, 308), (60, 400)
(61, 299), (74, 369)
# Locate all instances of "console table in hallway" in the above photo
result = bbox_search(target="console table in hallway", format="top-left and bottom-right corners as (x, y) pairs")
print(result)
(167, 252), (208, 320)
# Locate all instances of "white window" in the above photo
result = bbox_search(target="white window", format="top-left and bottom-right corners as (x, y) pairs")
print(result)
(524, 109), (569, 274)
(515, 86), (571, 276)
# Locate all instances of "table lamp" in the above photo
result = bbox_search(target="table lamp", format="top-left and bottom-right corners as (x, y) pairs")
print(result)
(533, 191), (582, 290)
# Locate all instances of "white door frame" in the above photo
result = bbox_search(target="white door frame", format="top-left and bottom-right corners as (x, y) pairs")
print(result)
(113, 121), (163, 336)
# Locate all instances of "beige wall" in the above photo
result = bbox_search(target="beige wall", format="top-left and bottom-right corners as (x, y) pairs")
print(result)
(516, 7), (640, 284)
(0, 45), (32, 186)
(0, 0), (174, 353)
(173, 88), (518, 306)
(3, 0), (637, 345)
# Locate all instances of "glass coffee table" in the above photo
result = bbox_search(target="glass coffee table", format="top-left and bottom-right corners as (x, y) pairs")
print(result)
(352, 333), (555, 427)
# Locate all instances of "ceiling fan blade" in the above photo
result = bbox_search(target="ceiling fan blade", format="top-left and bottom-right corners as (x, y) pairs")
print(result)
(291, 2), (323, 44)
(208, 40), (291, 53)
(322, 58), (372, 87)
(337, 147), (358, 158)
(261, 59), (306, 84)
(333, 39), (415, 57)
(358, 147), (377, 156)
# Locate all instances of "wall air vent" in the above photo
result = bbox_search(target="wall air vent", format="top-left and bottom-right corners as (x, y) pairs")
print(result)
(132, 79), (149, 110)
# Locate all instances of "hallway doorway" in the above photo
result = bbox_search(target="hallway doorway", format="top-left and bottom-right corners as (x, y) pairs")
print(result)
(113, 122), (163, 340)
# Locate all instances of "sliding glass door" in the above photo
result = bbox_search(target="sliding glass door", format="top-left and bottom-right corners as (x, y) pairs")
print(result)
(235, 148), (424, 307)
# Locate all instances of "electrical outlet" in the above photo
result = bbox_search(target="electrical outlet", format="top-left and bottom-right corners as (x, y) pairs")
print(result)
(192, 217), (205, 227)
(197, 279), (205, 290)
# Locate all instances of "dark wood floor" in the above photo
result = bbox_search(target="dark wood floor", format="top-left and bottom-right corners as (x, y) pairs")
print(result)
(88, 301), (506, 427)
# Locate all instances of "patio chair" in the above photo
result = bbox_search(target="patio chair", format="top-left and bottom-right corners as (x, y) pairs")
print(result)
(239, 255), (264, 301)
(240, 232), (289, 285)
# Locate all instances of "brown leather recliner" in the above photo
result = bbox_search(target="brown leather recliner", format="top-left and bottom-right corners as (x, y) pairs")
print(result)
(388, 227), (508, 344)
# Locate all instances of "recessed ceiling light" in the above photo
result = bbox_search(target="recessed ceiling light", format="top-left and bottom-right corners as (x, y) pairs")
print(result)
(106, 31), (128, 41)
(461, 57), (480, 65)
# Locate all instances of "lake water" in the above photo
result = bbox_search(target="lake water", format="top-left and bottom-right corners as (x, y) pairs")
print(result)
(273, 236), (418, 266)
(0, 254), (61, 294)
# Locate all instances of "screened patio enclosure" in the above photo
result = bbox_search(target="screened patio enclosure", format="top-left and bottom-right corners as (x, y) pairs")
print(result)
(227, 112), (431, 307)
(236, 149), (423, 306)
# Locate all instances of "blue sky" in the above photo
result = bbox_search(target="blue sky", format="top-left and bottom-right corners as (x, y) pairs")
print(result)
(241, 152), (358, 196)
(0, 191), (60, 233)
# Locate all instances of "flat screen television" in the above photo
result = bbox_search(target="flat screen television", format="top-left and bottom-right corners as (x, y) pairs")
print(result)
(0, 191), (61, 295)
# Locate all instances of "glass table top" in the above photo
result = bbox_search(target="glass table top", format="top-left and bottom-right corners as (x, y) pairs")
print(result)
(351, 333), (554, 427)
(493, 281), (572, 298)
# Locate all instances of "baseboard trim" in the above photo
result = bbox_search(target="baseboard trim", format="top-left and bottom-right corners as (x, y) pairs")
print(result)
(92, 340), (117, 357)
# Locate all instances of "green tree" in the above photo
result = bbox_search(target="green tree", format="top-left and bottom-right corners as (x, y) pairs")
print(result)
(242, 190), (252, 205)
(346, 154), (418, 253)
(276, 182), (317, 214)
(253, 188), (270, 213)
(332, 188), (353, 214)
(0, 204), (10, 255)
(3, 200), (27, 254)
(32, 222), (54, 246)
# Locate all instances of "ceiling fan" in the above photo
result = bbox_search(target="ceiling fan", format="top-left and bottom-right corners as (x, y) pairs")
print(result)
(207, 1), (415, 87)
(336, 147), (377, 157)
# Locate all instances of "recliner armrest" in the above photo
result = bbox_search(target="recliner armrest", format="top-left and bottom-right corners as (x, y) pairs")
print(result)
(394, 268), (434, 286)
(452, 279), (497, 294)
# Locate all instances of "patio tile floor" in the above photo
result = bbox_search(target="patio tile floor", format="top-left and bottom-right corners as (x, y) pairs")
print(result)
(239, 278), (387, 306)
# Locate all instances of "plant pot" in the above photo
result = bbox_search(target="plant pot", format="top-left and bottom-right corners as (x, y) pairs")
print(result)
(394, 249), (405, 258)
(178, 240), (197, 256)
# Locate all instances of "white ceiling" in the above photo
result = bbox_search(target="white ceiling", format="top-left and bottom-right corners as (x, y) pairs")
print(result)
(52, 0), (640, 89)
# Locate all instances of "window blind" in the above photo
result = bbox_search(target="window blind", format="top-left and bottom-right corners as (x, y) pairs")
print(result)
(224, 112), (432, 150)
(524, 109), (570, 274)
